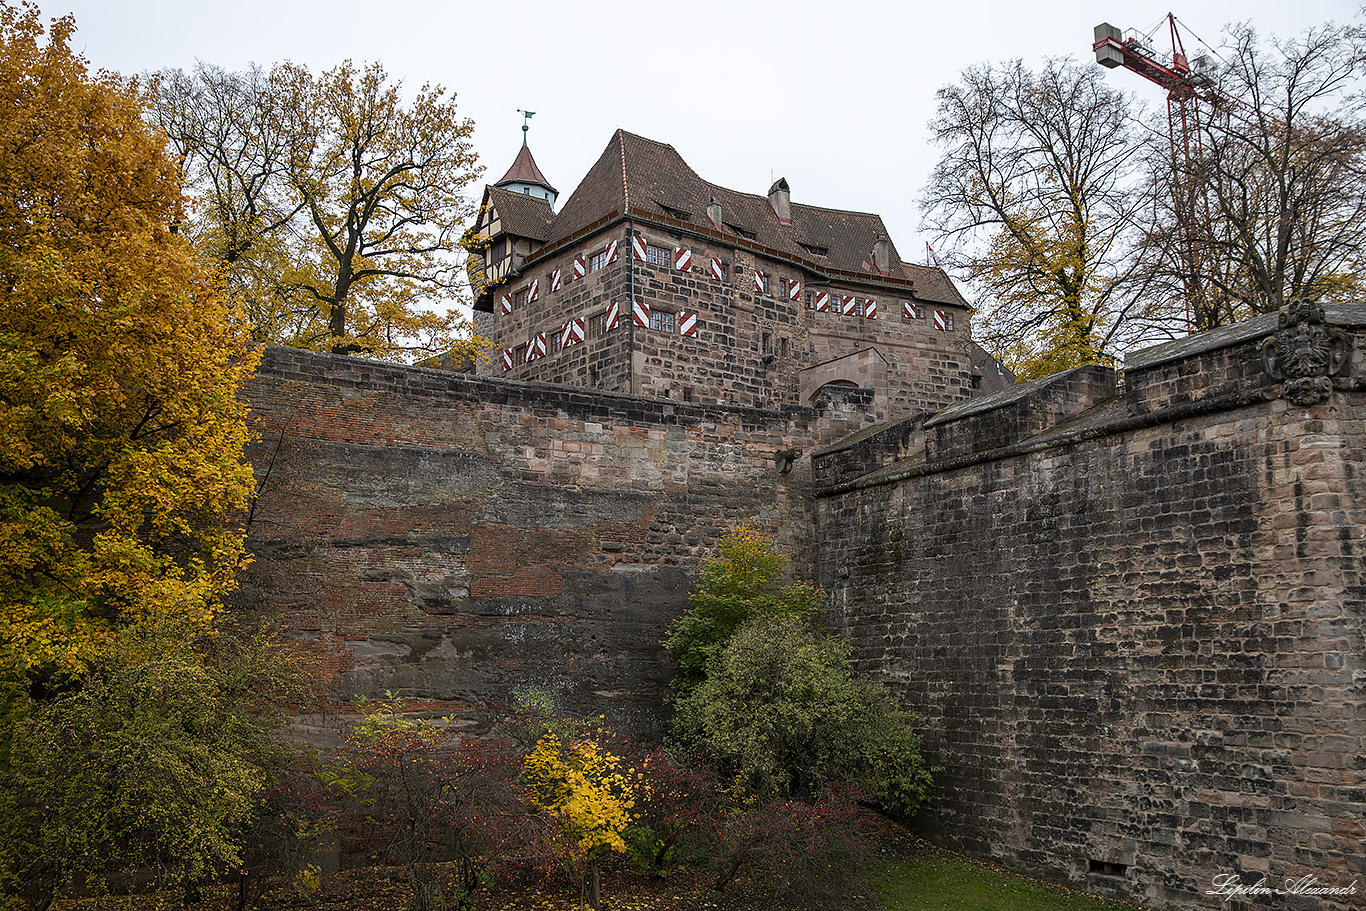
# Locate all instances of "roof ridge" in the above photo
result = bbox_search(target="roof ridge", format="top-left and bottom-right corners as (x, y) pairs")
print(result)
(617, 129), (630, 211)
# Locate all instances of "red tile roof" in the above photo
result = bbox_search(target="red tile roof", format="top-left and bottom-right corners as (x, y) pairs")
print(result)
(495, 143), (557, 194)
(486, 130), (972, 306)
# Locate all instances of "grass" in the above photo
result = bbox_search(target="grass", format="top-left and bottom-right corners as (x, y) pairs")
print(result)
(50, 833), (1157, 911)
(875, 840), (1152, 911)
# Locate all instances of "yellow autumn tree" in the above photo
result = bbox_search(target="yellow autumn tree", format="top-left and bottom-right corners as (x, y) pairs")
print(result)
(523, 726), (642, 910)
(0, 2), (260, 692)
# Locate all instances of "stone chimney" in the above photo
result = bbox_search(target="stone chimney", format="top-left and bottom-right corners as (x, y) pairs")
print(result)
(872, 236), (892, 275)
(707, 197), (723, 228)
(768, 178), (791, 224)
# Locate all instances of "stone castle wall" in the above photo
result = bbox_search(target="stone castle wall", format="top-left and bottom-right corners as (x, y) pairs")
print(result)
(239, 346), (875, 741)
(241, 302), (1364, 910)
(812, 304), (1366, 910)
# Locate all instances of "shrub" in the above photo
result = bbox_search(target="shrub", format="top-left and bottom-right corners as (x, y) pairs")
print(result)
(709, 786), (873, 895)
(339, 704), (546, 911)
(664, 526), (823, 696)
(672, 614), (932, 818)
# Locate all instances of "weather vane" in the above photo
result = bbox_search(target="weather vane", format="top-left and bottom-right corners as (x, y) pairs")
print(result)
(517, 109), (535, 146)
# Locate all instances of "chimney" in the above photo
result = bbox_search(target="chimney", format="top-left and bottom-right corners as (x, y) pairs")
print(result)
(872, 236), (892, 275)
(707, 197), (723, 228)
(768, 178), (791, 224)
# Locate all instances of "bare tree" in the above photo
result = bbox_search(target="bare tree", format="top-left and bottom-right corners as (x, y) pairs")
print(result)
(154, 60), (486, 362)
(921, 59), (1171, 380)
(1164, 20), (1366, 322)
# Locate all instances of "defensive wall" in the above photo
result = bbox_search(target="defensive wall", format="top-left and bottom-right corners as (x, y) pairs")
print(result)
(239, 303), (1365, 910)
(238, 345), (876, 740)
(813, 302), (1366, 910)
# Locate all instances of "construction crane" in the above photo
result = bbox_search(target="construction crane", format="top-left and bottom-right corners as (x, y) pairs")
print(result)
(1094, 14), (1222, 331)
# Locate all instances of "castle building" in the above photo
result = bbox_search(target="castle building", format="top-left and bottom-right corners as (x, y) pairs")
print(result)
(468, 130), (1009, 420)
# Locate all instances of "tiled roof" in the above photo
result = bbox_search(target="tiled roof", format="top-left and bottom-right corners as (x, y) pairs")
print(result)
(899, 262), (971, 307)
(495, 143), (557, 194)
(549, 131), (956, 291)
(484, 130), (973, 306)
(485, 185), (554, 242)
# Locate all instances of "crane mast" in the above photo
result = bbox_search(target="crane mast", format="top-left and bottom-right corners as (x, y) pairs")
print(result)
(1094, 14), (1213, 331)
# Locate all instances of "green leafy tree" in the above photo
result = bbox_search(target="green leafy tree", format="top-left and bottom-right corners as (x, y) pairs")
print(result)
(664, 526), (823, 696)
(0, 632), (298, 907)
(672, 615), (931, 818)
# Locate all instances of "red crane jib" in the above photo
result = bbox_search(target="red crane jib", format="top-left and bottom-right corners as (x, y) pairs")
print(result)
(1093, 26), (1196, 101)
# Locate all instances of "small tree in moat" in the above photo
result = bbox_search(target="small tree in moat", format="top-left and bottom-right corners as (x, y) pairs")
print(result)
(667, 526), (933, 831)
(664, 525), (824, 697)
(519, 704), (643, 911)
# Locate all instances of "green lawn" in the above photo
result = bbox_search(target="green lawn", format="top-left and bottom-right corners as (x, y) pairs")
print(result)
(875, 842), (1152, 911)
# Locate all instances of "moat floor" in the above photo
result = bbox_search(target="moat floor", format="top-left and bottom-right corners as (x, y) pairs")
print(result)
(51, 828), (1150, 911)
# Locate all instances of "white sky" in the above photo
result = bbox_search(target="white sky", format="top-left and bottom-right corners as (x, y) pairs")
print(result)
(55, 0), (1359, 268)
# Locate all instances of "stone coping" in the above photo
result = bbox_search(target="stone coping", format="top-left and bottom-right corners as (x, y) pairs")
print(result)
(922, 366), (1106, 429)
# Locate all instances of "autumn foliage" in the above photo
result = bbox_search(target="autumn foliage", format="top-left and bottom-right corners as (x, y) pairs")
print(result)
(0, 2), (259, 690)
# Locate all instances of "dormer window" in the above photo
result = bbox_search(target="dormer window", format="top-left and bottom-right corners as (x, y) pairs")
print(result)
(659, 203), (691, 222)
(801, 243), (828, 257)
(725, 222), (756, 241)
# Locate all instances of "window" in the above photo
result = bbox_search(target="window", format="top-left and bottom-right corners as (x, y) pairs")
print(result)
(941, 311), (955, 331)
(513, 288), (530, 307)
(801, 243), (829, 257)
(906, 302), (924, 321)
(762, 332), (771, 354)
(490, 237), (507, 261)
(588, 312), (607, 337)
(805, 291), (814, 309)
(720, 261), (729, 282)
(590, 250), (608, 272)
(649, 309), (675, 333)
(645, 243), (670, 267)
(780, 337), (790, 357)
(779, 278), (788, 298)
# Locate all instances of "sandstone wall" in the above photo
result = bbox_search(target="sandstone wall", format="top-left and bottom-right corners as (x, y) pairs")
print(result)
(239, 346), (864, 740)
(813, 304), (1366, 910)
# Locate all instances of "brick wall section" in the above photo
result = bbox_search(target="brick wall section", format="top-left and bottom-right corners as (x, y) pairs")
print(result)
(241, 346), (869, 740)
(815, 307), (1366, 911)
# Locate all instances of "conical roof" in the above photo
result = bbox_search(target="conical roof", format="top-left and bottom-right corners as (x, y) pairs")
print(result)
(495, 143), (557, 195)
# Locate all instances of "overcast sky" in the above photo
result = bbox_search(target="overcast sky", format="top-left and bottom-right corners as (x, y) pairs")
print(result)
(56, 0), (1358, 268)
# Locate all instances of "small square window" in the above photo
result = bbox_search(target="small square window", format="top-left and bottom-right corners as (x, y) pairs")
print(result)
(649, 310), (675, 333)
(588, 312), (607, 337)
(514, 288), (530, 307)
(645, 243), (669, 267)
(590, 251), (608, 272)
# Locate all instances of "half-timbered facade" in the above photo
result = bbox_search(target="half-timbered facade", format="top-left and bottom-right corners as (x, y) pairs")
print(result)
(468, 130), (1007, 419)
